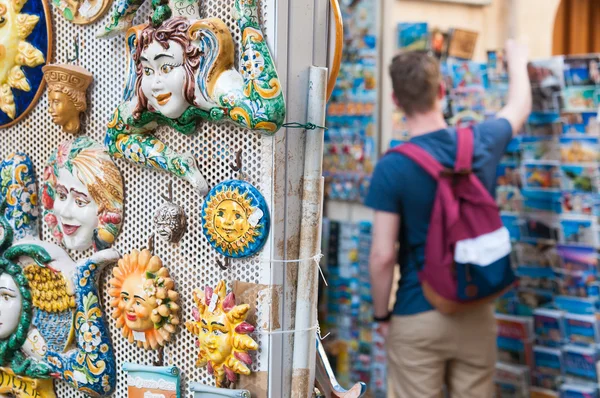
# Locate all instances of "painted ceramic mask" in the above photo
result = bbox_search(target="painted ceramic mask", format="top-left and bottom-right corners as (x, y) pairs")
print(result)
(52, 0), (112, 24)
(202, 180), (270, 258)
(41, 136), (124, 251)
(0, 204), (118, 397)
(185, 280), (257, 387)
(0, 0), (51, 128)
(123, 363), (180, 398)
(0, 153), (39, 240)
(102, 0), (285, 195)
(108, 249), (180, 350)
(43, 64), (93, 134)
(153, 183), (187, 243)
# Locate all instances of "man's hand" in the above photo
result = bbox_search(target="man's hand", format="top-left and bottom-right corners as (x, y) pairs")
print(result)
(504, 39), (529, 71)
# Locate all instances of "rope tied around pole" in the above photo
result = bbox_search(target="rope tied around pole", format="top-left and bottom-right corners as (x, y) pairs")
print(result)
(282, 122), (328, 131)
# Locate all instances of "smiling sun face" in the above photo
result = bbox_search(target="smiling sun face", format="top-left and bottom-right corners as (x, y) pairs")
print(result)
(185, 280), (258, 387)
(0, 0), (45, 119)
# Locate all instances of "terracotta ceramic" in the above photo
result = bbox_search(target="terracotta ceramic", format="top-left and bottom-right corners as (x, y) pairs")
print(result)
(108, 249), (181, 350)
(43, 64), (93, 134)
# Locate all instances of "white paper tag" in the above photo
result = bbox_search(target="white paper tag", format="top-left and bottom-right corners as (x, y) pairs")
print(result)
(248, 208), (263, 227)
(208, 293), (218, 313)
(133, 330), (146, 342)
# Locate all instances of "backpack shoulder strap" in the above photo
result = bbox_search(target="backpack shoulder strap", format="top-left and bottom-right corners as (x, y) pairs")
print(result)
(387, 143), (444, 181)
(455, 127), (474, 172)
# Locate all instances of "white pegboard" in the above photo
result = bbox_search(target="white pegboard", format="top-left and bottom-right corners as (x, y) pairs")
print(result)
(0, 0), (277, 396)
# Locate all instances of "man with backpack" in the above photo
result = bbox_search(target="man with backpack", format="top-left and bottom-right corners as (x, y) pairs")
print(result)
(366, 40), (531, 398)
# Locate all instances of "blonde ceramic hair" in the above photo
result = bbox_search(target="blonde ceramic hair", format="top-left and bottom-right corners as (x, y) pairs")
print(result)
(41, 136), (124, 250)
(108, 249), (180, 350)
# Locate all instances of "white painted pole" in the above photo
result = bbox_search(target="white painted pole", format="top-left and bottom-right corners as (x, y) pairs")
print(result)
(291, 66), (328, 398)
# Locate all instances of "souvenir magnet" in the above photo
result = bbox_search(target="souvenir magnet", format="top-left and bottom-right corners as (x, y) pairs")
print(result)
(123, 363), (180, 398)
(154, 182), (187, 244)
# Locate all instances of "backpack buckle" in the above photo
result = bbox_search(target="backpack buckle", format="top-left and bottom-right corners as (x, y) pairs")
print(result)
(440, 168), (472, 186)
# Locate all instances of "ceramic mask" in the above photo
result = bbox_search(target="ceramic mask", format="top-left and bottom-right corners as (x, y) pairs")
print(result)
(0, 153), (39, 240)
(123, 363), (180, 398)
(102, 0), (285, 195)
(43, 64), (93, 134)
(0, 0), (51, 129)
(186, 281), (257, 387)
(52, 0), (113, 24)
(153, 184), (187, 243)
(108, 249), (180, 350)
(0, 202), (119, 396)
(0, 273), (22, 339)
(41, 136), (124, 252)
(201, 180), (270, 259)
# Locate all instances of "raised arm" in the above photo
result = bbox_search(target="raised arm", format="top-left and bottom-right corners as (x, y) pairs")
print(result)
(497, 40), (532, 136)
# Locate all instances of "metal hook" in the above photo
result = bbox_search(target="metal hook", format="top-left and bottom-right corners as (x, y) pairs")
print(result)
(216, 257), (231, 270)
(230, 149), (242, 172)
(153, 346), (164, 367)
(67, 34), (80, 64)
(147, 234), (155, 254)
(160, 181), (174, 202)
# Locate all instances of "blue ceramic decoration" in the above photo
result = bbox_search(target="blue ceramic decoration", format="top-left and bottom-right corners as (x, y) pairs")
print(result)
(0, 201), (117, 396)
(0, 0), (51, 128)
(0, 153), (39, 239)
(123, 363), (180, 397)
(201, 180), (270, 259)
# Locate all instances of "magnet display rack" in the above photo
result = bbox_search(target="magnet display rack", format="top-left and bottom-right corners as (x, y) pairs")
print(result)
(0, 0), (285, 396)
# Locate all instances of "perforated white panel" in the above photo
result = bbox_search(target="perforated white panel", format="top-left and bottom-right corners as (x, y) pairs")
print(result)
(0, 0), (275, 397)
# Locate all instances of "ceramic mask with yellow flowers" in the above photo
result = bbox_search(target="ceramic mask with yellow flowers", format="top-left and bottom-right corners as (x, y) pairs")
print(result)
(0, 0), (51, 128)
(0, 200), (119, 397)
(185, 280), (258, 387)
(108, 249), (180, 350)
(202, 180), (269, 259)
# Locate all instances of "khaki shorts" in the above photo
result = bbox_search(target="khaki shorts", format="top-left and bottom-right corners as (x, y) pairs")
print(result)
(386, 304), (497, 398)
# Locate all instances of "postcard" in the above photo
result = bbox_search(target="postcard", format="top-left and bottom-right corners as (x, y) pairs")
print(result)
(528, 57), (565, 112)
(560, 164), (600, 193)
(562, 192), (600, 216)
(563, 344), (599, 381)
(534, 308), (564, 347)
(522, 161), (561, 191)
(560, 136), (599, 163)
(564, 55), (600, 86)
(447, 28), (479, 60)
(563, 86), (599, 112)
(397, 22), (428, 50)
(514, 241), (559, 268)
(521, 136), (560, 161)
(448, 59), (487, 89)
(559, 215), (598, 246)
(556, 244), (598, 273)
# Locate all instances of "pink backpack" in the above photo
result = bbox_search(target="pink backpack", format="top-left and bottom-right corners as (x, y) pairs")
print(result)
(389, 127), (515, 314)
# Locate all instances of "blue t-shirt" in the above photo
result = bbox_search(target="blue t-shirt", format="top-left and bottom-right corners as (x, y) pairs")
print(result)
(365, 118), (513, 315)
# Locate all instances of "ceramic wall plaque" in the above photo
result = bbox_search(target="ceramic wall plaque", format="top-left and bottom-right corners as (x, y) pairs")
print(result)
(0, 0), (51, 128)
(202, 180), (270, 259)
(102, 0), (285, 194)
(0, 153), (39, 240)
(185, 280), (258, 387)
(41, 136), (124, 251)
(43, 64), (93, 134)
(0, 207), (118, 396)
(189, 383), (250, 398)
(108, 249), (181, 350)
(123, 363), (180, 398)
(52, 0), (112, 24)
